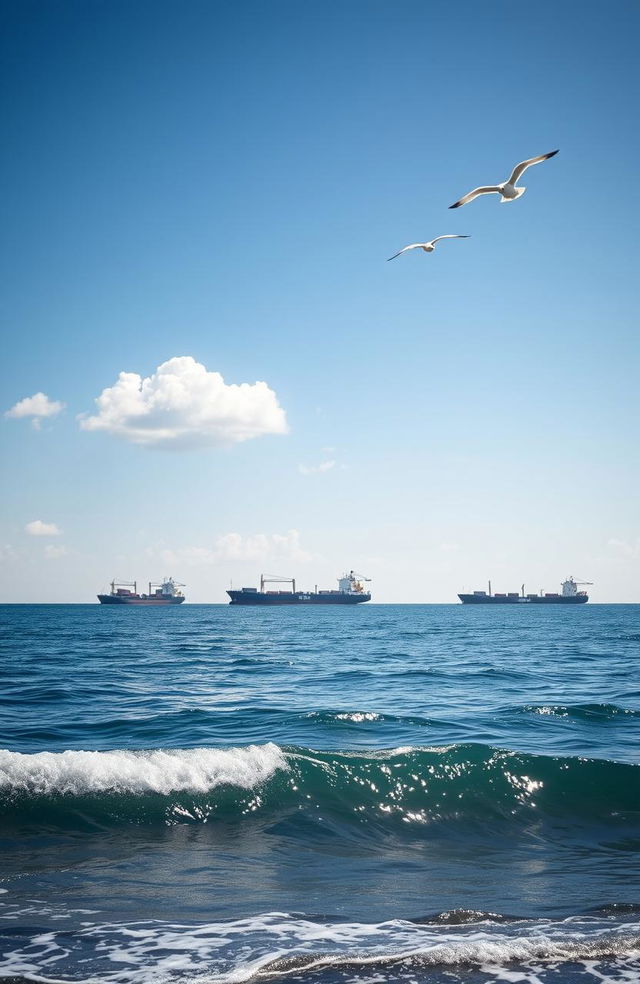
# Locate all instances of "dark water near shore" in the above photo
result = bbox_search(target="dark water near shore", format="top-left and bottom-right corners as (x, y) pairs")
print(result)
(0, 603), (639, 983)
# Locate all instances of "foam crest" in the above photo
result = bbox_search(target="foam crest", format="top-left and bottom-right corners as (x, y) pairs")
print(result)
(523, 702), (640, 720)
(0, 743), (288, 798)
(238, 933), (640, 981)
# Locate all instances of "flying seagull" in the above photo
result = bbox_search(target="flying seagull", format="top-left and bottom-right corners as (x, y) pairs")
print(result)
(449, 150), (559, 208)
(387, 235), (470, 261)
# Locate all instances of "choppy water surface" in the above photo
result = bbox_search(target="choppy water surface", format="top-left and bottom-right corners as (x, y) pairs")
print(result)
(0, 603), (638, 983)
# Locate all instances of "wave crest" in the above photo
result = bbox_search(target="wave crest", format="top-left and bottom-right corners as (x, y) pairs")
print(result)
(252, 932), (640, 981)
(1, 742), (639, 831)
(0, 743), (287, 798)
(522, 702), (640, 720)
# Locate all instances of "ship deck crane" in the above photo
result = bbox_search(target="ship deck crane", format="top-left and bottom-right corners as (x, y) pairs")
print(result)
(561, 577), (593, 598)
(111, 579), (137, 594)
(148, 578), (185, 596)
(260, 574), (296, 593)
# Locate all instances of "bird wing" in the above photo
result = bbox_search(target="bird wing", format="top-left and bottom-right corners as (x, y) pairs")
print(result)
(386, 243), (425, 261)
(508, 149), (559, 185)
(449, 187), (501, 208)
(431, 235), (470, 244)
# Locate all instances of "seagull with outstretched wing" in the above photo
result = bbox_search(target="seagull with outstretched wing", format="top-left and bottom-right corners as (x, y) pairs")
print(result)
(387, 234), (469, 261)
(449, 150), (559, 208)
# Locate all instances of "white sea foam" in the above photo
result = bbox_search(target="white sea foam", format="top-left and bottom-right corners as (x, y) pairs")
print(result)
(1, 909), (639, 984)
(211, 917), (640, 982)
(334, 712), (382, 723)
(0, 744), (288, 798)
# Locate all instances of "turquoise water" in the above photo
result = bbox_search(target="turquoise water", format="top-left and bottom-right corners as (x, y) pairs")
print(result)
(0, 603), (639, 982)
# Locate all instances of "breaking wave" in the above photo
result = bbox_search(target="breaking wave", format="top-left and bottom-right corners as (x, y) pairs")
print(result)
(246, 931), (640, 981)
(0, 742), (286, 797)
(1, 742), (639, 832)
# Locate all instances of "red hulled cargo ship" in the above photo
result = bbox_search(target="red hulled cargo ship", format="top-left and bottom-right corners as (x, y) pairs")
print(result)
(98, 578), (185, 605)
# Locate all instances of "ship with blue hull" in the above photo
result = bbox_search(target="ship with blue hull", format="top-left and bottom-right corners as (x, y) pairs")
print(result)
(459, 577), (591, 605)
(228, 571), (371, 606)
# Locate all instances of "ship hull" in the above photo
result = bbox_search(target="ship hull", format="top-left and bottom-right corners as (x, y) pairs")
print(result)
(458, 594), (588, 605)
(228, 591), (370, 606)
(97, 595), (185, 605)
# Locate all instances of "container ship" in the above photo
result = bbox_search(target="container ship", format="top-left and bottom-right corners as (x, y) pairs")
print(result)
(98, 578), (185, 605)
(228, 571), (371, 606)
(458, 577), (591, 605)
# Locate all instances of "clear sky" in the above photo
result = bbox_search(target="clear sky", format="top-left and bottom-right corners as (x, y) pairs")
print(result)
(1, 0), (638, 602)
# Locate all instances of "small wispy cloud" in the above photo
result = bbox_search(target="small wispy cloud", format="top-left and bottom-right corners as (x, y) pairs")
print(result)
(148, 529), (315, 568)
(298, 459), (336, 476)
(25, 520), (62, 537)
(6, 392), (65, 429)
(215, 530), (313, 562)
(607, 537), (640, 559)
(44, 544), (68, 559)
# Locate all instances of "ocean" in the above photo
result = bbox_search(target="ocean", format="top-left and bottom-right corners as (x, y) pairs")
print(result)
(0, 603), (639, 983)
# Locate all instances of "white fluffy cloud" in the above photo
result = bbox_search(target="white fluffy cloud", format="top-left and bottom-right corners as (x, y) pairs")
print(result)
(298, 459), (336, 476)
(25, 520), (61, 537)
(6, 392), (65, 429)
(79, 356), (288, 449)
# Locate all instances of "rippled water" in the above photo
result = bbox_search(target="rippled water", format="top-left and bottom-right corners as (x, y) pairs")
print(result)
(0, 603), (639, 983)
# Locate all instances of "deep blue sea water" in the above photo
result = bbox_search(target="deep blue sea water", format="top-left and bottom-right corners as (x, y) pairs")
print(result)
(0, 603), (639, 983)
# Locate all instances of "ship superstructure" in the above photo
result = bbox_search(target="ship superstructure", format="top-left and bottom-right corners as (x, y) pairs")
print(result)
(227, 571), (371, 605)
(98, 578), (186, 605)
(458, 577), (591, 605)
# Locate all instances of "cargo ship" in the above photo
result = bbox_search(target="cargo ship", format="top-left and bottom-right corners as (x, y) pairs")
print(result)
(458, 577), (591, 605)
(227, 571), (371, 605)
(98, 578), (185, 605)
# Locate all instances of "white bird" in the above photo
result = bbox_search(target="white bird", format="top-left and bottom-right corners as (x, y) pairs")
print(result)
(387, 234), (469, 261)
(449, 150), (559, 208)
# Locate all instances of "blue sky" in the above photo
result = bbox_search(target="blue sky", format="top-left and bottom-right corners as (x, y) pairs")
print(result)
(1, 0), (638, 602)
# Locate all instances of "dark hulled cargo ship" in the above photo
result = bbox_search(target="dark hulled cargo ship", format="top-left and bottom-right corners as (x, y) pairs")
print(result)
(459, 577), (591, 605)
(228, 571), (371, 606)
(98, 578), (185, 605)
